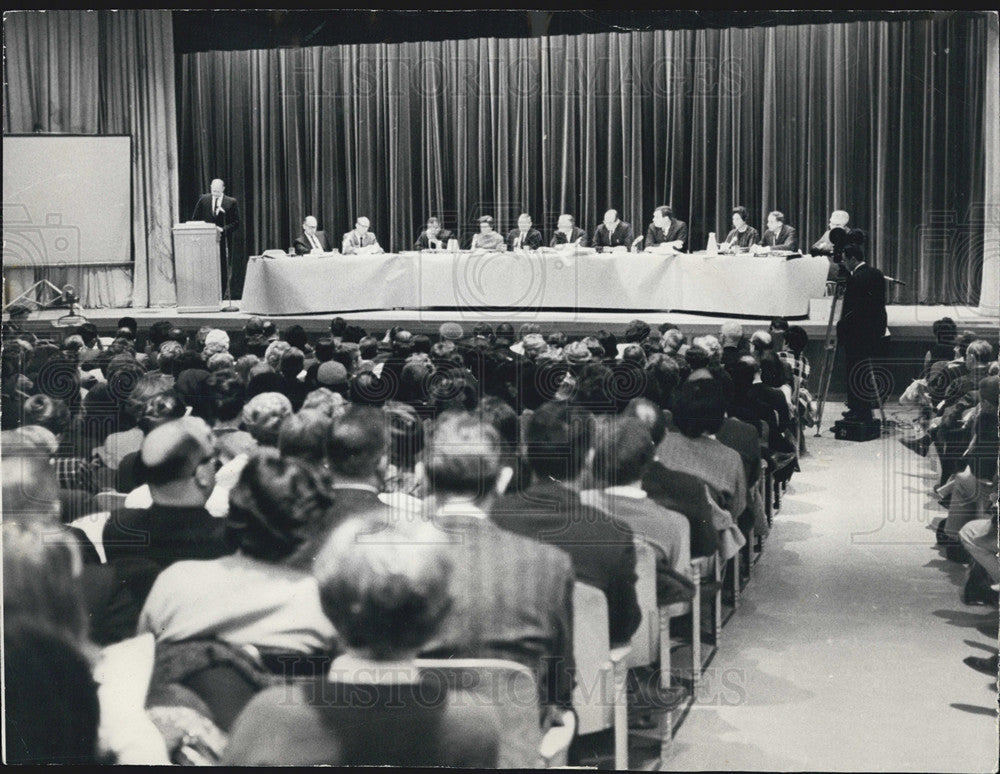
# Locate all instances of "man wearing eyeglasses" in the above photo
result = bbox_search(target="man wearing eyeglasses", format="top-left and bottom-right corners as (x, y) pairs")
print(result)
(103, 416), (231, 574)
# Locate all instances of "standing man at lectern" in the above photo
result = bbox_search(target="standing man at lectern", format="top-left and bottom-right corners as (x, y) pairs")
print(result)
(191, 178), (240, 293)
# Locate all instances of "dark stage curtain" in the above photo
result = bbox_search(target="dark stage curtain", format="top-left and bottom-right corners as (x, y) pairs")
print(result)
(4, 10), (179, 308)
(178, 15), (988, 304)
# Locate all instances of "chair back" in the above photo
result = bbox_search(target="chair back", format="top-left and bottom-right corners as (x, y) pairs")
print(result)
(571, 582), (614, 735)
(629, 538), (659, 668)
(92, 491), (128, 512)
(414, 658), (542, 768)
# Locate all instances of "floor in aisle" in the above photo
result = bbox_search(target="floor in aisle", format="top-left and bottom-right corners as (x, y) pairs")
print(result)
(646, 404), (998, 772)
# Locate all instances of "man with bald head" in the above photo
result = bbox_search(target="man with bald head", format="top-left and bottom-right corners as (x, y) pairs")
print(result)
(294, 215), (332, 255)
(342, 216), (384, 255)
(592, 209), (634, 252)
(191, 178), (241, 294)
(102, 416), (230, 568)
(811, 210), (851, 256)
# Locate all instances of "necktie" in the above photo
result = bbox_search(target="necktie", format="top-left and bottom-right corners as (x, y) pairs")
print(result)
(213, 197), (220, 216)
(309, 233), (320, 251)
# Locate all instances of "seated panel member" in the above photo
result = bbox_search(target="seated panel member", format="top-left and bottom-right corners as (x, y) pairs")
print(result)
(471, 216), (505, 251)
(644, 205), (687, 252)
(810, 209), (850, 255)
(550, 214), (587, 247)
(722, 206), (760, 251)
(593, 209), (634, 252)
(414, 217), (453, 251)
(505, 213), (543, 251)
(294, 216), (332, 255)
(756, 211), (798, 252)
(342, 216), (384, 255)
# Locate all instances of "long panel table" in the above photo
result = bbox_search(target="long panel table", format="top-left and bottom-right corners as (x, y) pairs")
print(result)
(241, 249), (830, 318)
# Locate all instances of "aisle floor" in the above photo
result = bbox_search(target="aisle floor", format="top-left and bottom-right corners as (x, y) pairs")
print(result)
(659, 405), (998, 772)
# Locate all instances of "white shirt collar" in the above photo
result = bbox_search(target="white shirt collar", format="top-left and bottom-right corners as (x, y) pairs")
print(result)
(329, 654), (421, 684)
(434, 499), (488, 520)
(602, 485), (647, 499)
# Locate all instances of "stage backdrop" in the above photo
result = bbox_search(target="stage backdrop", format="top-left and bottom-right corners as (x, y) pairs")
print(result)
(4, 10), (179, 308)
(177, 15), (988, 305)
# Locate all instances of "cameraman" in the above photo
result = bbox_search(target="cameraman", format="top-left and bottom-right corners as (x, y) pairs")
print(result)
(836, 242), (887, 423)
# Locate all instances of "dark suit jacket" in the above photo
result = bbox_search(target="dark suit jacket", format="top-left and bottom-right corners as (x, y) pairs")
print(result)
(592, 221), (634, 251)
(490, 480), (642, 646)
(716, 417), (762, 487)
(102, 504), (231, 567)
(191, 193), (240, 238)
(759, 224), (798, 251)
(414, 228), (454, 250)
(550, 227), (588, 247)
(421, 511), (575, 710)
(294, 230), (332, 255)
(505, 228), (543, 251)
(641, 462), (719, 558)
(836, 263), (887, 355)
(645, 218), (688, 251)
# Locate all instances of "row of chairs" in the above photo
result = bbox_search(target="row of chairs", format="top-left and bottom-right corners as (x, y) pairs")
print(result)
(573, 456), (789, 769)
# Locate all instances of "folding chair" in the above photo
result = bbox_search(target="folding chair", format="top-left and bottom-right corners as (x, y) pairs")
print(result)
(414, 658), (575, 768)
(572, 582), (631, 770)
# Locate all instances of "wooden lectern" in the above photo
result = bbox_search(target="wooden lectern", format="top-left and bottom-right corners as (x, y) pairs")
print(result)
(173, 222), (222, 312)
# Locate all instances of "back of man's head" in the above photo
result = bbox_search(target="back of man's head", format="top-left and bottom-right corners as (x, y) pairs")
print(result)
(525, 401), (594, 482)
(719, 322), (744, 347)
(1, 430), (61, 523)
(328, 405), (387, 481)
(140, 416), (213, 491)
(623, 397), (668, 445)
(673, 376), (726, 438)
(425, 411), (500, 497)
(966, 339), (994, 366)
(592, 416), (654, 488)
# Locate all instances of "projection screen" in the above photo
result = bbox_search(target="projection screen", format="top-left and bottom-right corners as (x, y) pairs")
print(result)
(2, 135), (131, 269)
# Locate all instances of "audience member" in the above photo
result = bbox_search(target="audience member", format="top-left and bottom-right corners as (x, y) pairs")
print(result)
(223, 517), (500, 767)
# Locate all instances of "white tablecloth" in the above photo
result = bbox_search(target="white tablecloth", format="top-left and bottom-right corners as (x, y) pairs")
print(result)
(241, 249), (830, 318)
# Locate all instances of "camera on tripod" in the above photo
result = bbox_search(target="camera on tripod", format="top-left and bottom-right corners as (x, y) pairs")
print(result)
(828, 227), (866, 264)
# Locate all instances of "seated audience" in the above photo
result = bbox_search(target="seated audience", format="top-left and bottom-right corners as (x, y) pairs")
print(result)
(419, 412), (575, 712)
(491, 401), (642, 646)
(222, 517), (500, 767)
(137, 451), (337, 653)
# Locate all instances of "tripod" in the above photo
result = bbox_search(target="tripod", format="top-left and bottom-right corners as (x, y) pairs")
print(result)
(813, 279), (888, 436)
(813, 279), (844, 436)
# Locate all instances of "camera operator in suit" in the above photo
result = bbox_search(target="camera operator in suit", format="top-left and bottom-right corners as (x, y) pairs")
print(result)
(836, 241), (888, 423)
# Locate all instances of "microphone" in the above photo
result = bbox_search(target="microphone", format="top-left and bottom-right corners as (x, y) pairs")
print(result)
(631, 236), (644, 251)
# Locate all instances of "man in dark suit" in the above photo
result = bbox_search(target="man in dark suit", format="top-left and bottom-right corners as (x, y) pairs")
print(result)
(756, 210), (798, 252)
(293, 215), (332, 255)
(490, 401), (642, 647)
(419, 413), (575, 714)
(413, 216), (453, 250)
(644, 205), (687, 251)
(550, 214), (588, 247)
(505, 213), (543, 251)
(592, 209), (634, 252)
(191, 178), (241, 295)
(836, 243), (887, 422)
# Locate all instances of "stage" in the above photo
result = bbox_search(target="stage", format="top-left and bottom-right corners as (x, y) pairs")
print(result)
(5, 298), (995, 342)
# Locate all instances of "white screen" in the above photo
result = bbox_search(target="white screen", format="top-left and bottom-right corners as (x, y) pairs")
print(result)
(2, 135), (131, 268)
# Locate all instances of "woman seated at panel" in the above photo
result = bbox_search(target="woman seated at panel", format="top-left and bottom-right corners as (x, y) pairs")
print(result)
(722, 206), (759, 252)
(471, 215), (506, 251)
